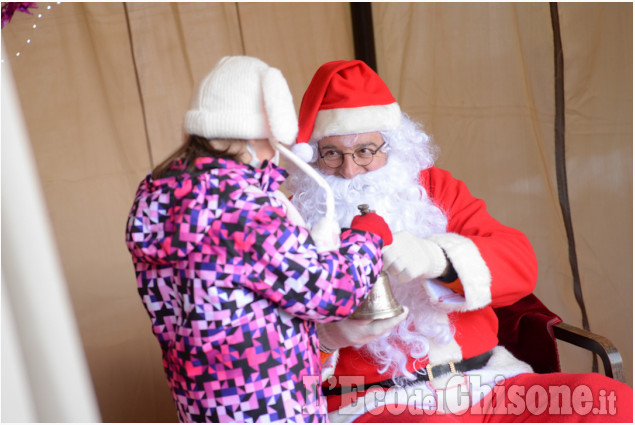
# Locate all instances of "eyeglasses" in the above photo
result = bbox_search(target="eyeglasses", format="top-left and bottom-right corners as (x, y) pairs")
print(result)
(319, 141), (386, 168)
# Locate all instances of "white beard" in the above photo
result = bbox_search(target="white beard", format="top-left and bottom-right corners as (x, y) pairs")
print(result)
(285, 116), (455, 381)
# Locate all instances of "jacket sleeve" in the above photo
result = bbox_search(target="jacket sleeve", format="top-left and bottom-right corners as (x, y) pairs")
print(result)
(420, 167), (537, 310)
(233, 196), (384, 322)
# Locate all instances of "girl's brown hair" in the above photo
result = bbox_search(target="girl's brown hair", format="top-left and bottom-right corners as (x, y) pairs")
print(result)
(152, 135), (245, 179)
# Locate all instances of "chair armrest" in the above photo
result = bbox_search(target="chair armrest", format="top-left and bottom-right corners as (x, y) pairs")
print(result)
(553, 322), (625, 383)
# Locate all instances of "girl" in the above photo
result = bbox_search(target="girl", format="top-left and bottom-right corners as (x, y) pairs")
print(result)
(125, 56), (399, 422)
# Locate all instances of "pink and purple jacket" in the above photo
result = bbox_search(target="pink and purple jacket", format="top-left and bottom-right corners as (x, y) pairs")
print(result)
(125, 157), (384, 422)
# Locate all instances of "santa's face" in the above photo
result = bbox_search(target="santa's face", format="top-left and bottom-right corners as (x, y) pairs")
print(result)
(316, 132), (387, 179)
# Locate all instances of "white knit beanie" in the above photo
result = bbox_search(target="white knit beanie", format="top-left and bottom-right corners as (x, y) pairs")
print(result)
(183, 56), (298, 145)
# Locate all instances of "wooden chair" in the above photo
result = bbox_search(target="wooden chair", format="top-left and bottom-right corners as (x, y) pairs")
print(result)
(494, 294), (625, 383)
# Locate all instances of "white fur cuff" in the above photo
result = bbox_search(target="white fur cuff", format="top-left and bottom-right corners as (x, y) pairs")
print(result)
(426, 233), (492, 311)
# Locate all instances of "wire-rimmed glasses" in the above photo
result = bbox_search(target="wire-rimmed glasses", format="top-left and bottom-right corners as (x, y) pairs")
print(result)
(319, 141), (386, 168)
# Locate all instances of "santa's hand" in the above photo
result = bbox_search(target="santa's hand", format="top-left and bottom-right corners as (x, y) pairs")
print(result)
(317, 307), (409, 351)
(311, 216), (341, 253)
(382, 232), (448, 282)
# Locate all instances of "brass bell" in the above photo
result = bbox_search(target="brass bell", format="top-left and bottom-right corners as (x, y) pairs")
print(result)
(350, 271), (404, 320)
(350, 204), (405, 320)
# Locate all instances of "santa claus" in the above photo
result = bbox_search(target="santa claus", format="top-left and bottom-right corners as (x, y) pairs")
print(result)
(285, 60), (632, 422)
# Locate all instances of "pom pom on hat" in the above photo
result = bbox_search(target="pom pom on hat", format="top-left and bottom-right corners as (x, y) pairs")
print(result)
(291, 60), (402, 161)
(183, 56), (298, 145)
(291, 141), (316, 163)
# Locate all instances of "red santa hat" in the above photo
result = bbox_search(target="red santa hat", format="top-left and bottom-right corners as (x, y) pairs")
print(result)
(291, 60), (402, 163)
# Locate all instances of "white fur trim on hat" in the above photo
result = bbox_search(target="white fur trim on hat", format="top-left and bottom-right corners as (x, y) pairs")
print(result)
(310, 102), (401, 143)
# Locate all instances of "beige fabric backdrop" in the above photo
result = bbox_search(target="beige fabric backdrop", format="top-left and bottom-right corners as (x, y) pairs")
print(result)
(2, 2), (631, 422)
(374, 1), (633, 379)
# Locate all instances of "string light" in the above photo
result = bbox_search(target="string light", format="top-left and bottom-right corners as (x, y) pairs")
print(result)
(2, 2), (62, 63)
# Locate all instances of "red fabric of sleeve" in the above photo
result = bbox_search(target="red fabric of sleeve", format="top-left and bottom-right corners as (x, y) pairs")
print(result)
(419, 167), (537, 308)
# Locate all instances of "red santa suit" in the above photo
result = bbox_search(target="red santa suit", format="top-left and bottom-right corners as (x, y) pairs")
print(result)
(319, 167), (632, 423)
(288, 59), (633, 423)
(320, 166), (534, 418)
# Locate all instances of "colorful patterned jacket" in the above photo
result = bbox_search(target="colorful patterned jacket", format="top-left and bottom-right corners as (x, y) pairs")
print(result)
(125, 157), (384, 422)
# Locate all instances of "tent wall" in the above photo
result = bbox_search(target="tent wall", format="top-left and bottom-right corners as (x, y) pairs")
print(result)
(2, 2), (631, 422)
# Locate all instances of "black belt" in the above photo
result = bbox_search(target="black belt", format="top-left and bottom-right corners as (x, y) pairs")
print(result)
(322, 349), (493, 396)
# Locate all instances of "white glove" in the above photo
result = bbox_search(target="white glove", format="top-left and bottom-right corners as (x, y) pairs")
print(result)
(310, 216), (341, 253)
(382, 231), (448, 282)
(317, 307), (409, 351)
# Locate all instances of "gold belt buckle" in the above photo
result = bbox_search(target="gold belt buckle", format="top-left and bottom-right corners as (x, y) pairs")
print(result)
(425, 361), (457, 380)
